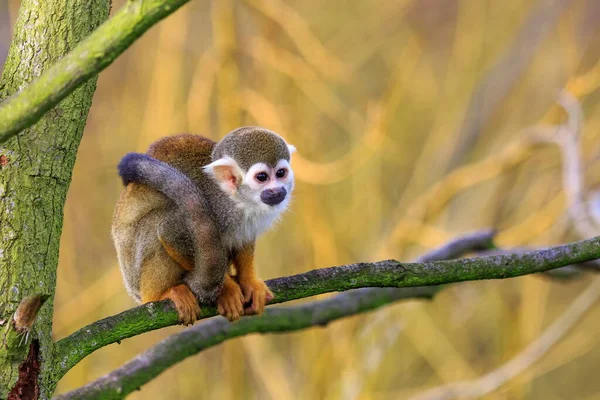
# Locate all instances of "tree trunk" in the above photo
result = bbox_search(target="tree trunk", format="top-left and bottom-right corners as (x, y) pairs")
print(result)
(0, 0), (110, 397)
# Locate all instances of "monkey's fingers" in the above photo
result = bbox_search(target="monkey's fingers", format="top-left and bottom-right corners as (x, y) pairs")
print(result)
(217, 279), (244, 322)
(216, 302), (240, 322)
(218, 297), (243, 321)
(265, 290), (274, 303)
(160, 284), (201, 326)
(241, 278), (273, 315)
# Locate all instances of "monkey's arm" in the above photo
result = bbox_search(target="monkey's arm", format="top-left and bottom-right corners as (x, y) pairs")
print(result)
(233, 242), (274, 315)
(157, 213), (227, 302)
(158, 215), (246, 322)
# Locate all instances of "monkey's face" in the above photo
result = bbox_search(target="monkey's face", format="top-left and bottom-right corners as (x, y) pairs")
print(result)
(240, 159), (295, 210)
(203, 150), (295, 215)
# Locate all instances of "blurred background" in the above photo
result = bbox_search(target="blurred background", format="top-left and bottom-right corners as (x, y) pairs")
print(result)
(3, 0), (600, 398)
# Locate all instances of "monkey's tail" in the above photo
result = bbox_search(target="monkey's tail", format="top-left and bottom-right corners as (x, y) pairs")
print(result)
(117, 153), (227, 302)
(118, 153), (206, 211)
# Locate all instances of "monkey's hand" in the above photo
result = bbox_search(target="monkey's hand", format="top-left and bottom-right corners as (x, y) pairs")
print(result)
(239, 277), (274, 315)
(159, 284), (201, 326)
(217, 275), (245, 322)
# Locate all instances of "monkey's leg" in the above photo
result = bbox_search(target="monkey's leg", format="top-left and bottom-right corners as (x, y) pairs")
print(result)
(233, 243), (274, 315)
(216, 274), (244, 322)
(139, 245), (200, 326)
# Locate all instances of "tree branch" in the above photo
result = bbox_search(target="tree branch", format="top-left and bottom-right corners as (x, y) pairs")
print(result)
(475, 248), (600, 279)
(533, 91), (600, 237)
(54, 231), (600, 387)
(0, 0), (191, 143)
(53, 230), (492, 378)
(54, 230), (495, 399)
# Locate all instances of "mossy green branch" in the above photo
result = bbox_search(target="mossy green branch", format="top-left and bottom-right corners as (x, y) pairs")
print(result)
(55, 286), (440, 400)
(0, 0), (191, 143)
(54, 232), (600, 382)
(55, 230), (494, 399)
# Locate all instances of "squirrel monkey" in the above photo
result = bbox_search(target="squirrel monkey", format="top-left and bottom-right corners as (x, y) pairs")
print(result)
(111, 126), (296, 324)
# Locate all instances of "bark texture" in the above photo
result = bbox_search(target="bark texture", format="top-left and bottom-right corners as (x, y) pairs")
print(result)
(0, 0), (109, 397)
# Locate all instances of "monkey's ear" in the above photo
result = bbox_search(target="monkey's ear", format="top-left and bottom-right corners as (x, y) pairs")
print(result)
(287, 144), (297, 154)
(203, 157), (244, 194)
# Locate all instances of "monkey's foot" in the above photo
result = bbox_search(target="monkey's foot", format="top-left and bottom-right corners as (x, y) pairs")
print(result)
(239, 277), (274, 315)
(160, 284), (201, 326)
(217, 277), (244, 322)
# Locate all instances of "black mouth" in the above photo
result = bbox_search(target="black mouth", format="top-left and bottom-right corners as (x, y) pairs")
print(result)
(261, 187), (287, 206)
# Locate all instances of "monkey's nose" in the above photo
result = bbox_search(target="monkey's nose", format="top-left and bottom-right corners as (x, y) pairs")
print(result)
(261, 187), (287, 206)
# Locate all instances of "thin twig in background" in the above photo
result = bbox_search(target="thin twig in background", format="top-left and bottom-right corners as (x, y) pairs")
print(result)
(378, 138), (538, 256)
(243, 0), (350, 81)
(448, 0), (573, 169)
(406, 90), (600, 399)
(533, 91), (600, 237)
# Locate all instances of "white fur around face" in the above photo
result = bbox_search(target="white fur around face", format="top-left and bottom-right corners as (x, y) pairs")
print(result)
(231, 159), (294, 247)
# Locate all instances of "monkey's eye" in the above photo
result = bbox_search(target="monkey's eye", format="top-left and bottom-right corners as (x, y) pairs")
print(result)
(255, 172), (269, 182)
(275, 168), (287, 178)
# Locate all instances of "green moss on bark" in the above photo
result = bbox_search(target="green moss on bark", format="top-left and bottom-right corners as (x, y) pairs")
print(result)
(0, 0), (110, 397)
(55, 233), (600, 382)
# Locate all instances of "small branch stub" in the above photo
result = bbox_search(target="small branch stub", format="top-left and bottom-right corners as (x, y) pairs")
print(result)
(13, 295), (50, 334)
